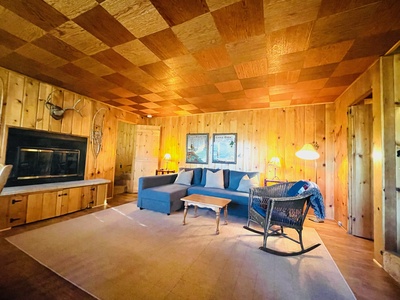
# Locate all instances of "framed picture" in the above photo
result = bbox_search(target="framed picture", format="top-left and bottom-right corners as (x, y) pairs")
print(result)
(212, 133), (237, 164)
(186, 134), (209, 164)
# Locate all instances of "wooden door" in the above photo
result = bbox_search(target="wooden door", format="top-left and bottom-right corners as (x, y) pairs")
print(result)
(42, 191), (58, 219)
(348, 104), (373, 239)
(26, 193), (43, 223)
(131, 125), (160, 192)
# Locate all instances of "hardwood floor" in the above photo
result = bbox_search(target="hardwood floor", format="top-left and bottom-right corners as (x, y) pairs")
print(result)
(0, 193), (399, 299)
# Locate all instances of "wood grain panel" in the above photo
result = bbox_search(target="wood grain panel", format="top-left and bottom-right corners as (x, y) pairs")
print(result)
(0, 0), (68, 31)
(73, 5), (135, 47)
(234, 58), (268, 79)
(4, 71), (24, 127)
(264, 0), (320, 32)
(102, 0), (168, 38)
(173, 13), (222, 53)
(50, 21), (109, 56)
(0, 28), (27, 50)
(212, 0), (264, 43)
(21, 77), (39, 129)
(91, 49), (137, 73)
(33, 34), (86, 62)
(140, 28), (189, 60)
(43, 0), (98, 19)
(193, 45), (232, 71)
(150, 0), (209, 26)
(113, 40), (160, 67)
(304, 40), (354, 68)
(0, 6), (45, 42)
(309, 3), (380, 48)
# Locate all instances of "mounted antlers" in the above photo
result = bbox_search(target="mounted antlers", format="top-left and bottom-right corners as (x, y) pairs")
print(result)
(45, 91), (85, 120)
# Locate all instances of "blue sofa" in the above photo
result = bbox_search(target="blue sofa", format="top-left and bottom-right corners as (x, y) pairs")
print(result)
(137, 168), (260, 216)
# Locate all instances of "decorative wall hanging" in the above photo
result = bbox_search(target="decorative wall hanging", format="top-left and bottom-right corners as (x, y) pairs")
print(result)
(44, 91), (85, 120)
(212, 133), (237, 164)
(91, 108), (106, 164)
(186, 134), (209, 164)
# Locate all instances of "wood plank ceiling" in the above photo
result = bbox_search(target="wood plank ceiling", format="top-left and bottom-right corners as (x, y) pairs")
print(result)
(0, 0), (399, 117)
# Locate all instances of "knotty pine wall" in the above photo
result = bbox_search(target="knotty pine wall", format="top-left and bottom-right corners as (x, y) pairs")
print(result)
(148, 105), (335, 220)
(0, 67), (145, 197)
(334, 54), (400, 266)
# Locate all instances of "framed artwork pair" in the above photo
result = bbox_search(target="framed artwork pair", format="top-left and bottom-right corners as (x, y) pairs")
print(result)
(186, 133), (237, 164)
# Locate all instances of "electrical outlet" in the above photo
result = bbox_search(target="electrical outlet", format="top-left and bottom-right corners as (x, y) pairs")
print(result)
(338, 221), (342, 227)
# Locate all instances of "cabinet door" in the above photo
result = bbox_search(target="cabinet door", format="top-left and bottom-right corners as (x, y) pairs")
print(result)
(8, 195), (27, 226)
(42, 191), (58, 219)
(26, 193), (43, 223)
(0, 196), (10, 230)
(95, 184), (107, 206)
(57, 190), (69, 215)
(67, 187), (82, 213)
(82, 185), (96, 208)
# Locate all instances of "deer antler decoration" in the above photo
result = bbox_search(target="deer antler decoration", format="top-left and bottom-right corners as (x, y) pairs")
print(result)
(44, 91), (85, 120)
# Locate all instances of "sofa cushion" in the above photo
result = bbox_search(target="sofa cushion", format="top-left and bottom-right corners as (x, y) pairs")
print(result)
(201, 168), (230, 188)
(204, 169), (224, 189)
(174, 170), (193, 186)
(179, 167), (202, 185)
(237, 174), (259, 192)
(228, 170), (260, 191)
(187, 186), (249, 206)
(140, 184), (189, 201)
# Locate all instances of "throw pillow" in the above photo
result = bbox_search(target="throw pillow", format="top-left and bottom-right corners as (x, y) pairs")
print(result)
(237, 174), (259, 192)
(204, 169), (224, 189)
(174, 170), (193, 186)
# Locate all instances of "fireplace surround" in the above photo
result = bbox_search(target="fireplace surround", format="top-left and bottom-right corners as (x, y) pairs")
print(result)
(5, 127), (87, 187)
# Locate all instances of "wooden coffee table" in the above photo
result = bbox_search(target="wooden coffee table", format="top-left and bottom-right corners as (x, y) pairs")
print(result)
(180, 194), (231, 234)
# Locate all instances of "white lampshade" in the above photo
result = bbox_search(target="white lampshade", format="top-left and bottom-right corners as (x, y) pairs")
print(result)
(295, 143), (320, 160)
(268, 156), (281, 168)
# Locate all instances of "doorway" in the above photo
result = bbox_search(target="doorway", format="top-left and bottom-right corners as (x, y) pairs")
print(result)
(348, 101), (373, 239)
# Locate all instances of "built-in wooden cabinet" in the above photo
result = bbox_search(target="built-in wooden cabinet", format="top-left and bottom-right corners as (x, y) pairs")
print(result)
(0, 180), (109, 230)
(0, 195), (27, 228)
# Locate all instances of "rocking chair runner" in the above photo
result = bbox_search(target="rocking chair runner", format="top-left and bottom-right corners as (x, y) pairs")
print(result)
(243, 183), (321, 256)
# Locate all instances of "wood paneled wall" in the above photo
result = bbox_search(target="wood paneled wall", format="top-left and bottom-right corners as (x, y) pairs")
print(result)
(148, 105), (335, 219)
(0, 67), (144, 197)
(333, 55), (400, 266)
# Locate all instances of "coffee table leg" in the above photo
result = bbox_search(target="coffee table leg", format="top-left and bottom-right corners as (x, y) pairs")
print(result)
(215, 208), (221, 234)
(224, 205), (228, 225)
(183, 201), (188, 225)
(194, 205), (198, 218)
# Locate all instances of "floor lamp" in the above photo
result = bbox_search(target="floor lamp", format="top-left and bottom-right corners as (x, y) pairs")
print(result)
(295, 142), (323, 223)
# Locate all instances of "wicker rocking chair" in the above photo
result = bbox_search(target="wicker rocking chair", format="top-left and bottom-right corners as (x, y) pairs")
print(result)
(243, 182), (321, 256)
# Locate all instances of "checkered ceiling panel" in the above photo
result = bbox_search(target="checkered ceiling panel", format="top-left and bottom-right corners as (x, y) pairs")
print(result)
(0, 0), (399, 117)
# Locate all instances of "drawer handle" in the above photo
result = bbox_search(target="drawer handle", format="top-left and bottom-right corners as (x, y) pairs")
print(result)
(10, 217), (20, 223)
(12, 199), (22, 204)
(91, 187), (96, 191)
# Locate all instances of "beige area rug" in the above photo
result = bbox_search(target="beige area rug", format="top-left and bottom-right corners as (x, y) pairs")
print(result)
(6, 203), (355, 300)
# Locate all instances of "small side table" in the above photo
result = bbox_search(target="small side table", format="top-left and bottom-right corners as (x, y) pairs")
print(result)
(155, 169), (175, 175)
(264, 179), (288, 186)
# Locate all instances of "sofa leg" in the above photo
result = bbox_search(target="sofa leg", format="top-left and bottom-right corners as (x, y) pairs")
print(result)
(140, 207), (143, 210)
(167, 213), (170, 215)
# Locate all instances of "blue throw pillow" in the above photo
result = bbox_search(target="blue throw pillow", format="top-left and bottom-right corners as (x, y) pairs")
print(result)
(228, 170), (260, 190)
(286, 180), (308, 196)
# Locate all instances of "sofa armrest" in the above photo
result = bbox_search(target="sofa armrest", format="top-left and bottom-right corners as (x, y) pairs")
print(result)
(138, 174), (178, 191)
